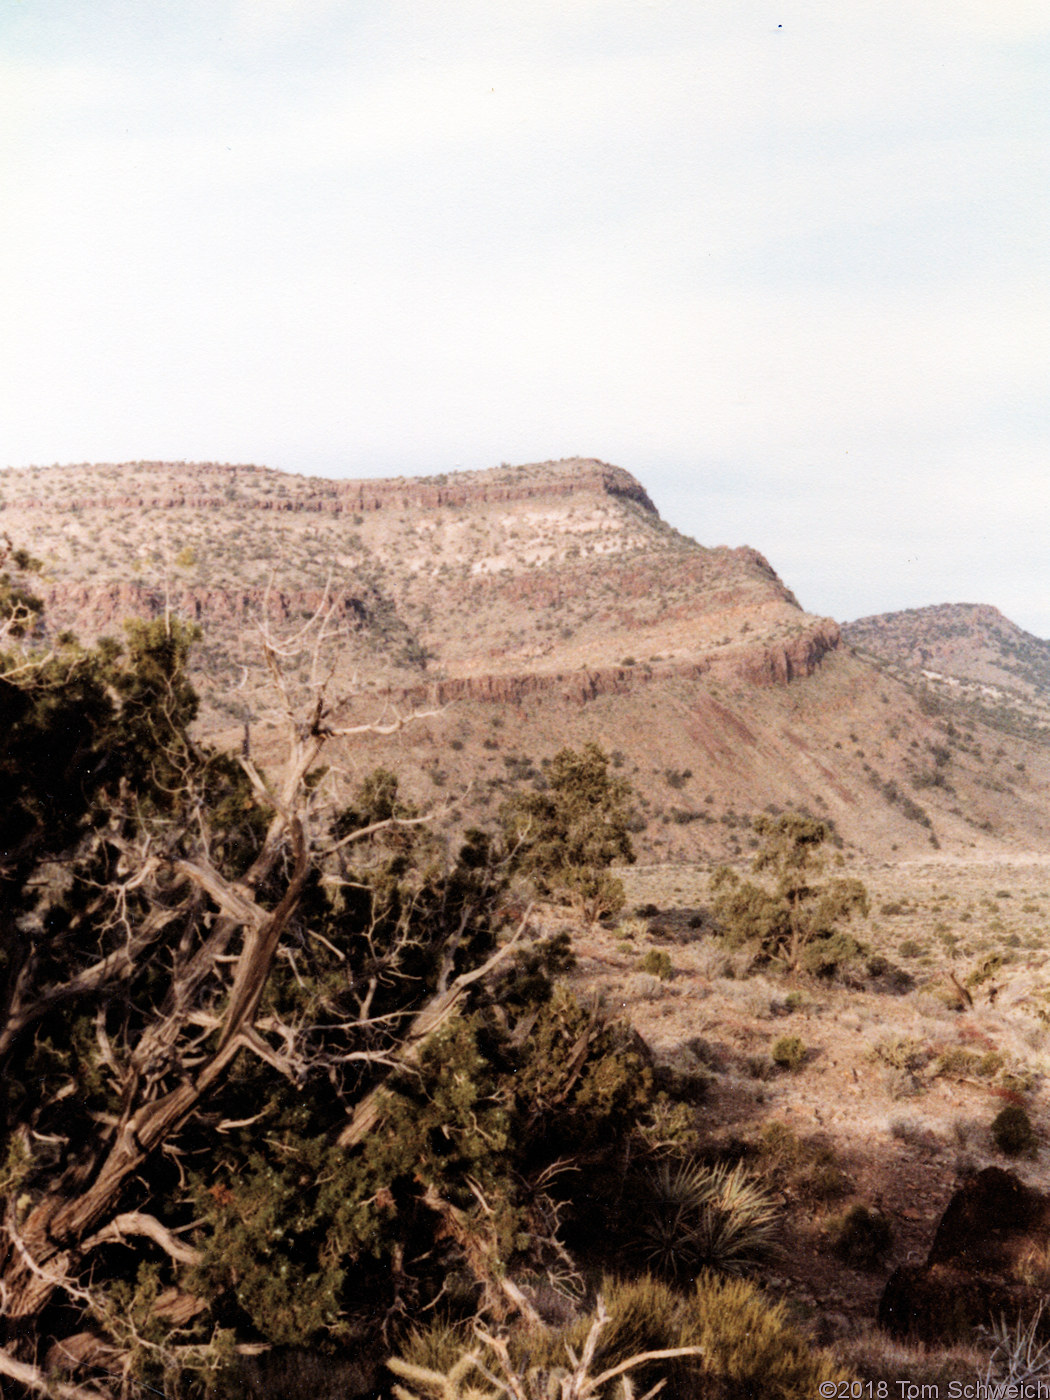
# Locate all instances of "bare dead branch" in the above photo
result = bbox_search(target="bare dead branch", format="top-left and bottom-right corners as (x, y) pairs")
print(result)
(337, 907), (532, 1149)
(0, 1344), (110, 1400)
(81, 1212), (202, 1266)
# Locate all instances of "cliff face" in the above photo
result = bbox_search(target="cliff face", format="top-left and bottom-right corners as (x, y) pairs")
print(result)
(394, 618), (842, 709)
(40, 583), (372, 632)
(5, 456), (837, 694)
(7, 457), (1050, 861)
(6, 457), (657, 518)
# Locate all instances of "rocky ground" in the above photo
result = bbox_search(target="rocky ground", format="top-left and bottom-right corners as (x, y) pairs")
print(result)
(551, 854), (1050, 1383)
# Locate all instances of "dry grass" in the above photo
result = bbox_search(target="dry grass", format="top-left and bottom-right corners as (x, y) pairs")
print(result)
(560, 854), (1050, 1376)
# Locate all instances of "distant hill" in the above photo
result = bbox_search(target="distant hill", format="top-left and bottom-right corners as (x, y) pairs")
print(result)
(0, 457), (833, 693)
(5, 459), (1050, 860)
(844, 604), (1050, 698)
(843, 604), (1050, 747)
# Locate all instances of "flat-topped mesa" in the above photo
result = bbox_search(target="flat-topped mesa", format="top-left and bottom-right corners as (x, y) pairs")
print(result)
(0, 457), (659, 518)
(4, 455), (839, 698)
(341, 458), (660, 515)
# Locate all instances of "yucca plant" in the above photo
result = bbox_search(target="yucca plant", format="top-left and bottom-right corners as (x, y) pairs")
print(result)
(634, 1160), (779, 1279)
(977, 1304), (1050, 1389)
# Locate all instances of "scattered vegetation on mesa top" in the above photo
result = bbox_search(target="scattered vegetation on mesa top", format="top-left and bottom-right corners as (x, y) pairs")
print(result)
(501, 741), (635, 923)
(711, 813), (869, 974)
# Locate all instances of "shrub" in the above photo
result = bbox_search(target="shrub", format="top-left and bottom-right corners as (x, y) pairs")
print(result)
(992, 1105), (1036, 1156)
(636, 949), (674, 980)
(771, 1036), (807, 1071)
(870, 1037), (930, 1074)
(693, 1272), (852, 1399)
(633, 1160), (779, 1279)
(393, 1276), (707, 1399)
(799, 930), (863, 977)
(754, 1122), (848, 1201)
(711, 814), (868, 972)
(501, 742), (635, 923)
(829, 1204), (893, 1268)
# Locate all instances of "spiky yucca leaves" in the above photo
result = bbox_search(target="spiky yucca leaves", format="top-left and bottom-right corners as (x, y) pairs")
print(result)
(978, 1303), (1050, 1388)
(635, 1160), (779, 1279)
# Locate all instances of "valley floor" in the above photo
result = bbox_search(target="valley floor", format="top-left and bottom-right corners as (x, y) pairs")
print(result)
(561, 856), (1050, 1381)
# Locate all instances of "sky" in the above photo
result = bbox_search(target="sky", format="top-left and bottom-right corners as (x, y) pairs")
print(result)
(2, 1), (1047, 633)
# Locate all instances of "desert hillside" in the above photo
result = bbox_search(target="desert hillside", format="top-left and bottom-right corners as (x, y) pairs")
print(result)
(0, 457), (830, 686)
(4, 457), (1050, 860)
(6, 461), (1050, 1399)
(844, 604), (1050, 747)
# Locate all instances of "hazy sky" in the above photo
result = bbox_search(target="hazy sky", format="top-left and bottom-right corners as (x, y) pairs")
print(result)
(2, 2), (1047, 633)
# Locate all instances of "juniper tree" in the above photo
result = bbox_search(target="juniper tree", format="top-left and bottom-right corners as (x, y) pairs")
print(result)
(712, 813), (869, 973)
(500, 742), (635, 923)
(0, 559), (651, 1397)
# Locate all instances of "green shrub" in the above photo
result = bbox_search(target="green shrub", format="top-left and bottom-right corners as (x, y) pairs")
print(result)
(754, 1122), (848, 1202)
(828, 1204), (893, 1268)
(501, 742), (635, 923)
(636, 949), (674, 980)
(633, 1159), (779, 1279)
(799, 930), (863, 977)
(771, 1036), (807, 1071)
(397, 1270), (847, 1400)
(693, 1272), (852, 1399)
(711, 814), (868, 972)
(549, 1274), (703, 1394)
(870, 1037), (929, 1073)
(400, 1275), (706, 1399)
(992, 1105), (1036, 1156)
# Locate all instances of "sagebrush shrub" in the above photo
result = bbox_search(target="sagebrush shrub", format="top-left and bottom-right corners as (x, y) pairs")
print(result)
(771, 1035), (807, 1071)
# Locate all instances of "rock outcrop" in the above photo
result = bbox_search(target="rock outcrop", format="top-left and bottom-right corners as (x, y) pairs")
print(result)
(878, 1168), (1050, 1342)
(6, 457), (1050, 859)
(6, 457), (658, 519)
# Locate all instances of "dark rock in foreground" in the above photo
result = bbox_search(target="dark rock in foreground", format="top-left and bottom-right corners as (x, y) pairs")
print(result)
(879, 1167), (1050, 1342)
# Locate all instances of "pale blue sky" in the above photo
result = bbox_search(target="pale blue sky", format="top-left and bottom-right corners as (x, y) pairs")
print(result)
(2, 2), (1047, 633)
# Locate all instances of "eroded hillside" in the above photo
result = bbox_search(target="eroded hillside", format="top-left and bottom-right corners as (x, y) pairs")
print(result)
(4, 457), (1050, 861)
(845, 604), (1050, 749)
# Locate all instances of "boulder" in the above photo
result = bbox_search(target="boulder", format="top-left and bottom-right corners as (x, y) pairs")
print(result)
(878, 1168), (1050, 1342)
